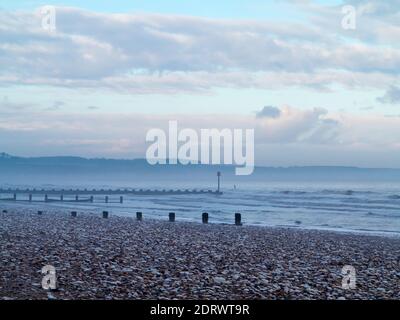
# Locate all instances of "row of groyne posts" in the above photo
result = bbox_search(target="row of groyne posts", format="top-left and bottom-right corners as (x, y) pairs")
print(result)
(1, 192), (124, 204)
(0, 188), (223, 203)
(0, 173), (224, 203)
(0, 209), (243, 226)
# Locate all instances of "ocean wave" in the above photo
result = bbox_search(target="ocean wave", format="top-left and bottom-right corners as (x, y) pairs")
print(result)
(321, 189), (355, 195)
(278, 190), (307, 195)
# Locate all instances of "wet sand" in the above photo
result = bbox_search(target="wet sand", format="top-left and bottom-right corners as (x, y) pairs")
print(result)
(0, 208), (399, 300)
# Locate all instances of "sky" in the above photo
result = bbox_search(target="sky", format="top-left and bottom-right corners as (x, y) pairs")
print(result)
(0, 0), (400, 167)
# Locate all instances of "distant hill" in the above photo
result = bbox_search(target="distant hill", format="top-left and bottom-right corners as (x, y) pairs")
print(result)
(1, 153), (400, 183)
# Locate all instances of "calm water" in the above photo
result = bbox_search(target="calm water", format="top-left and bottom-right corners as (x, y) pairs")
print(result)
(2, 181), (400, 237)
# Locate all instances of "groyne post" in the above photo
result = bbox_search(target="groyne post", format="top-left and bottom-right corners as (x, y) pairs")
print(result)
(120, 196), (123, 204)
(38, 211), (43, 215)
(44, 195), (48, 202)
(105, 196), (109, 203)
(202, 212), (209, 224)
(13, 193), (16, 201)
(103, 211), (109, 219)
(169, 212), (175, 222)
(71, 211), (77, 217)
(29, 194), (32, 202)
(136, 212), (143, 221)
(235, 213), (242, 226)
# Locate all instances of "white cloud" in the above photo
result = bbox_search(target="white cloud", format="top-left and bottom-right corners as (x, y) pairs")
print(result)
(0, 6), (399, 93)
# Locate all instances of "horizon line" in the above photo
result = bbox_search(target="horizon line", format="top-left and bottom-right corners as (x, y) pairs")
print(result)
(2, 152), (400, 171)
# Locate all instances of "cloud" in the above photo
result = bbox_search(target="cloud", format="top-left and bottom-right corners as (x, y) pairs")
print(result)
(0, 6), (399, 93)
(255, 106), (341, 144)
(377, 86), (400, 104)
(43, 100), (65, 111)
(256, 106), (281, 119)
(0, 96), (34, 114)
(1, 104), (400, 167)
(293, 0), (400, 45)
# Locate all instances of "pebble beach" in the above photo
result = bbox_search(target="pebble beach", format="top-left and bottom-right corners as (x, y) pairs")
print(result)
(0, 208), (399, 300)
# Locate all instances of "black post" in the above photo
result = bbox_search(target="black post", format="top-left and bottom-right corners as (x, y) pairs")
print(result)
(44, 195), (48, 202)
(29, 194), (32, 202)
(169, 212), (175, 222)
(60, 194), (64, 201)
(71, 211), (77, 217)
(120, 196), (123, 204)
(235, 213), (242, 226)
(105, 196), (108, 203)
(103, 211), (109, 219)
(136, 212), (143, 221)
(90, 196), (94, 203)
(38, 211), (43, 215)
(13, 193), (16, 201)
(75, 195), (79, 202)
(217, 171), (221, 193)
(202, 212), (209, 224)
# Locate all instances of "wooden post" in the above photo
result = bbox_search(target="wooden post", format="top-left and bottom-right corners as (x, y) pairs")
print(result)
(235, 213), (242, 226)
(75, 195), (79, 201)
(105, 196), (108, 203)
(120, 196), (123, 204)
(44, 195), (48, 202)
(2, 210), (7, 213)
(60, 194), (63, 201)
(103, 211), (109, 219)
(90, 196), (94, 203)
(13, 193), (16, 201)
(136, 212), (143, 221)
(169, 212), (175, 222)
(202, 212), (209, 224)
(38, 211), (43, 215)
(71, 211), (77, 217)
(29, 194), (32, 202)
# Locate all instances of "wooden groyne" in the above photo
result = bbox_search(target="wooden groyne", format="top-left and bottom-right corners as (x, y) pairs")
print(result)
(0, 172), (224, 202)
(0, 188), (223, 203)
(0, 188), (222, 195)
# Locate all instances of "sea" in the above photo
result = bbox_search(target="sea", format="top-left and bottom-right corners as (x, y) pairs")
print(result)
(2, 179), (400, 237)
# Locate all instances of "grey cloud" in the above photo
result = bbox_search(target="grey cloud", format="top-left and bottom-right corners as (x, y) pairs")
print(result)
(360, 106), (374, 110)
(377, 86), (400, 104)
(256, 106), (281, 119)
(0, 96), (34, 114)
(43, 100), (65, 111)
